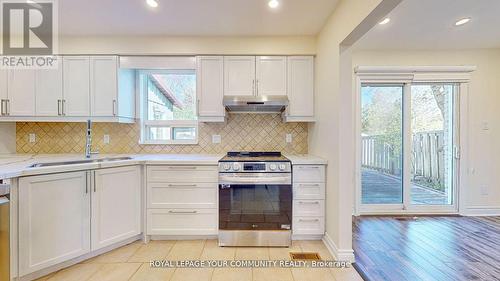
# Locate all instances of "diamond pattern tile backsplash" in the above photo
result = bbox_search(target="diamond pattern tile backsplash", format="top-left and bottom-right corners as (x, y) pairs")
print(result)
(16, 114), (308, 154)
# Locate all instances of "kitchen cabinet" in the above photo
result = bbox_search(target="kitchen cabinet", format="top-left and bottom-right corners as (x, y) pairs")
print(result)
(283, 56), (315, 122)
(35, 59), (64, 116)
(256, 56), (287, 96)
(90, 56), (118, 117)
(224, 56), (256, 96)
(146, 165), (218, 236)
(292, 164), (325, 239)
(6, 70), (36, 116)
(63, 56), (91, 116)
(197, 56), (225, 122)
(18, 171), (91, 276)
(91, 166), (141, 251)
(0, 70), (7, 116)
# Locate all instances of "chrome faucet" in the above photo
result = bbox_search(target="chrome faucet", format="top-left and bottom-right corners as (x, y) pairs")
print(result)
(85, 120), (99, 158)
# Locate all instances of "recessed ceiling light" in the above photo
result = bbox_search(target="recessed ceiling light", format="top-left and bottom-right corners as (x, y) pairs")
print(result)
(379, 18), (390, 25)
(455, 17), (471, 26)
(146, 0), (158, 8)
(268, 0), (279, 9)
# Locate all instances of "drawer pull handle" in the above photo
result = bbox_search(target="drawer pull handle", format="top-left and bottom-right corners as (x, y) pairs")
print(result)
(299, 201), (320, 205)
(299, 219), (320, 222)
(299, 166), (319, 169)
(168, 167), (198, 170)
(168, 184), (197, 187)
(299, 184), (320, 187)
(168, 210), (198, 214)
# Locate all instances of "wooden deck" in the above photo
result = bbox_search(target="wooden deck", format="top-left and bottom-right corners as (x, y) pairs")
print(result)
(362, 169), (448, 205)
(353, 216), (500, 281)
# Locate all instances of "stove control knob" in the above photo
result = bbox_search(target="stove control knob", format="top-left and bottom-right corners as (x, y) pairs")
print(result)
(279, 164), (286, 171)
(269, 164), (277, 171)
(223, 163), (231, 171)
(233, 163), (241, 171)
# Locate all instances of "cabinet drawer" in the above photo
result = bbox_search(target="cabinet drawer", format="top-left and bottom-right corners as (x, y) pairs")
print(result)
(293, 182), (325, 200)
(293, 200), (325, 217)
(293, 216), (325, 235)
(148, 183), (217, 209)
(147, 209), (217, 235)
(147, 165), (218, 183)
(293, 165), (325, 183)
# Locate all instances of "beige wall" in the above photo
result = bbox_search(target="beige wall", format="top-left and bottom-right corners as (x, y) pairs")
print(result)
(0, 123), (16, 153)
(352, 48), (500, 214)
(16, 114), (308, 155)
(309, 0), (384, 260)
(60, 36), (316, 55)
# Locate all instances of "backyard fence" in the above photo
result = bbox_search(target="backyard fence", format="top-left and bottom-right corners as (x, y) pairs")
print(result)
(361, 130), (445, 188)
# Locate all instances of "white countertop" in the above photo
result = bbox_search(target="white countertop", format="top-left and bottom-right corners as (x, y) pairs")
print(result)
(0, 153), (327, 180)
(284, 154), (328, 165)
(0, 154), (224, 180)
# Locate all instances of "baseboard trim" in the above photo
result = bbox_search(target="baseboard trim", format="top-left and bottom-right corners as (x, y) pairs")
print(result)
(322, 232), (355, 263)
(462, 207), (500, 216)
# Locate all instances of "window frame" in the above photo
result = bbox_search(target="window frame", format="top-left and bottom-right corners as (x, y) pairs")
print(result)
(138, 69), (198, 145)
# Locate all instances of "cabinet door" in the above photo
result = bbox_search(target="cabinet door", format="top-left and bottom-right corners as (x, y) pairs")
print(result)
(7, 70), (36, 116)
(90, 56), (118, 117)
(197, 56), (224, 121)
(286, 56), (314, 119)
(18, 171), (90, 276)
(223, 56), (255, 96)
(0, 70), (7, 116)
(256, 56), (287, 96)
(35, 60), (63, 116)
(91, 166), (141, 251)
(63, 56), (90, 116)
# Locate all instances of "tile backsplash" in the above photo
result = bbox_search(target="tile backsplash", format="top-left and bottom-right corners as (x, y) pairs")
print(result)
(16, 114), (308, 154)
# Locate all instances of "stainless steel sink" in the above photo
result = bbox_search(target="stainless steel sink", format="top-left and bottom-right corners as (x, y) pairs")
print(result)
(28, 157), (133, 168)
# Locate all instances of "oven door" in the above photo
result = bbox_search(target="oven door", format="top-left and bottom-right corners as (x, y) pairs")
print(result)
(218, 173), (292, 231)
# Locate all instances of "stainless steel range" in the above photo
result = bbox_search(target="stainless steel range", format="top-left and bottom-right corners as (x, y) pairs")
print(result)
(218, 152), (292, 247)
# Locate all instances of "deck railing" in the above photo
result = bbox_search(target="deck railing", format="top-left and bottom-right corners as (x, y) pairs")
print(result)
(361, 130), (445, 188)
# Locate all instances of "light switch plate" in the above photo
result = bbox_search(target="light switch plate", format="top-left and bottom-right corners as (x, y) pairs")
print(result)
(29, 133), (36, 143)
(103, 134), (110, 144)
(212, 135), (221, 144)
(286, 134), (292, 143)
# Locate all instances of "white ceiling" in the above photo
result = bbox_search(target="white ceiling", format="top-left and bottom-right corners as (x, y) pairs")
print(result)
(354, 0), (500, 50)
(58, 0), (339, 36)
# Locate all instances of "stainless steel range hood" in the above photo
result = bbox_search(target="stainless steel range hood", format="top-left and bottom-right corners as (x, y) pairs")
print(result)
(223, 96), (288, 113)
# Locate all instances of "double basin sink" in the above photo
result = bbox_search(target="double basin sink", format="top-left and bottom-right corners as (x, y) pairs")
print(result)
(28, 157), (133, 168)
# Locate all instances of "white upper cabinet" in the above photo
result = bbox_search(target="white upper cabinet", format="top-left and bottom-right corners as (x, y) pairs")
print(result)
(63, 56), (91, 117)
(90, 56), (118, 117)
(197, 56), (225, 122)
(256, 56), (287, 96)
(91, 166), (141, 251)
(35, 59), (64, 116)
(224, 56), (255, 96)
(284, 56), (315, 122)
(7, 70), (36, 116)
(0, 70), (7, 116)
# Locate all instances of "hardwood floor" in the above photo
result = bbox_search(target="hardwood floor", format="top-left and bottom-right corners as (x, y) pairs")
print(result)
(353, 216), (500, 281)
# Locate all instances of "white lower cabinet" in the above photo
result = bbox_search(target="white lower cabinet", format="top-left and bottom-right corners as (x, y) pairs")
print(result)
(18, 171), (91, 276)
(292, 164), (326, 238)
(146, 165), (218, 236)
(91, 166), (141, 251)
(18, 166), (142, 277)
(147, 209), (218, 235)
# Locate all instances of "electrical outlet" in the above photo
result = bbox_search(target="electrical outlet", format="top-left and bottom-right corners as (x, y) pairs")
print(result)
(480, 185), (488, 195)
(103, 134), (110, 144)
(482, 121), (489, 131)
(212, 135), (221, 144)
(29, 133), (36, 143)
(286, 134), (292, 143)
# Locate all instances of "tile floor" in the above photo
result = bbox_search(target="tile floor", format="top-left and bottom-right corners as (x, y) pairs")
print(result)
(34, 240), (362, 281)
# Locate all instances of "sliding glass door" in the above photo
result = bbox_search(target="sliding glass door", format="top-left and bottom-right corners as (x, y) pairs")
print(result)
(359, 83), (459, 213)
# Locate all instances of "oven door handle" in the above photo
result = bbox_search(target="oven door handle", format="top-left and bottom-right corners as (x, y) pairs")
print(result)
(219, 175), (291, 184)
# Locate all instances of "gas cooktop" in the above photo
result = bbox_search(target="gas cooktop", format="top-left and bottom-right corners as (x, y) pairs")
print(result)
(219, 151), (289, 162)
